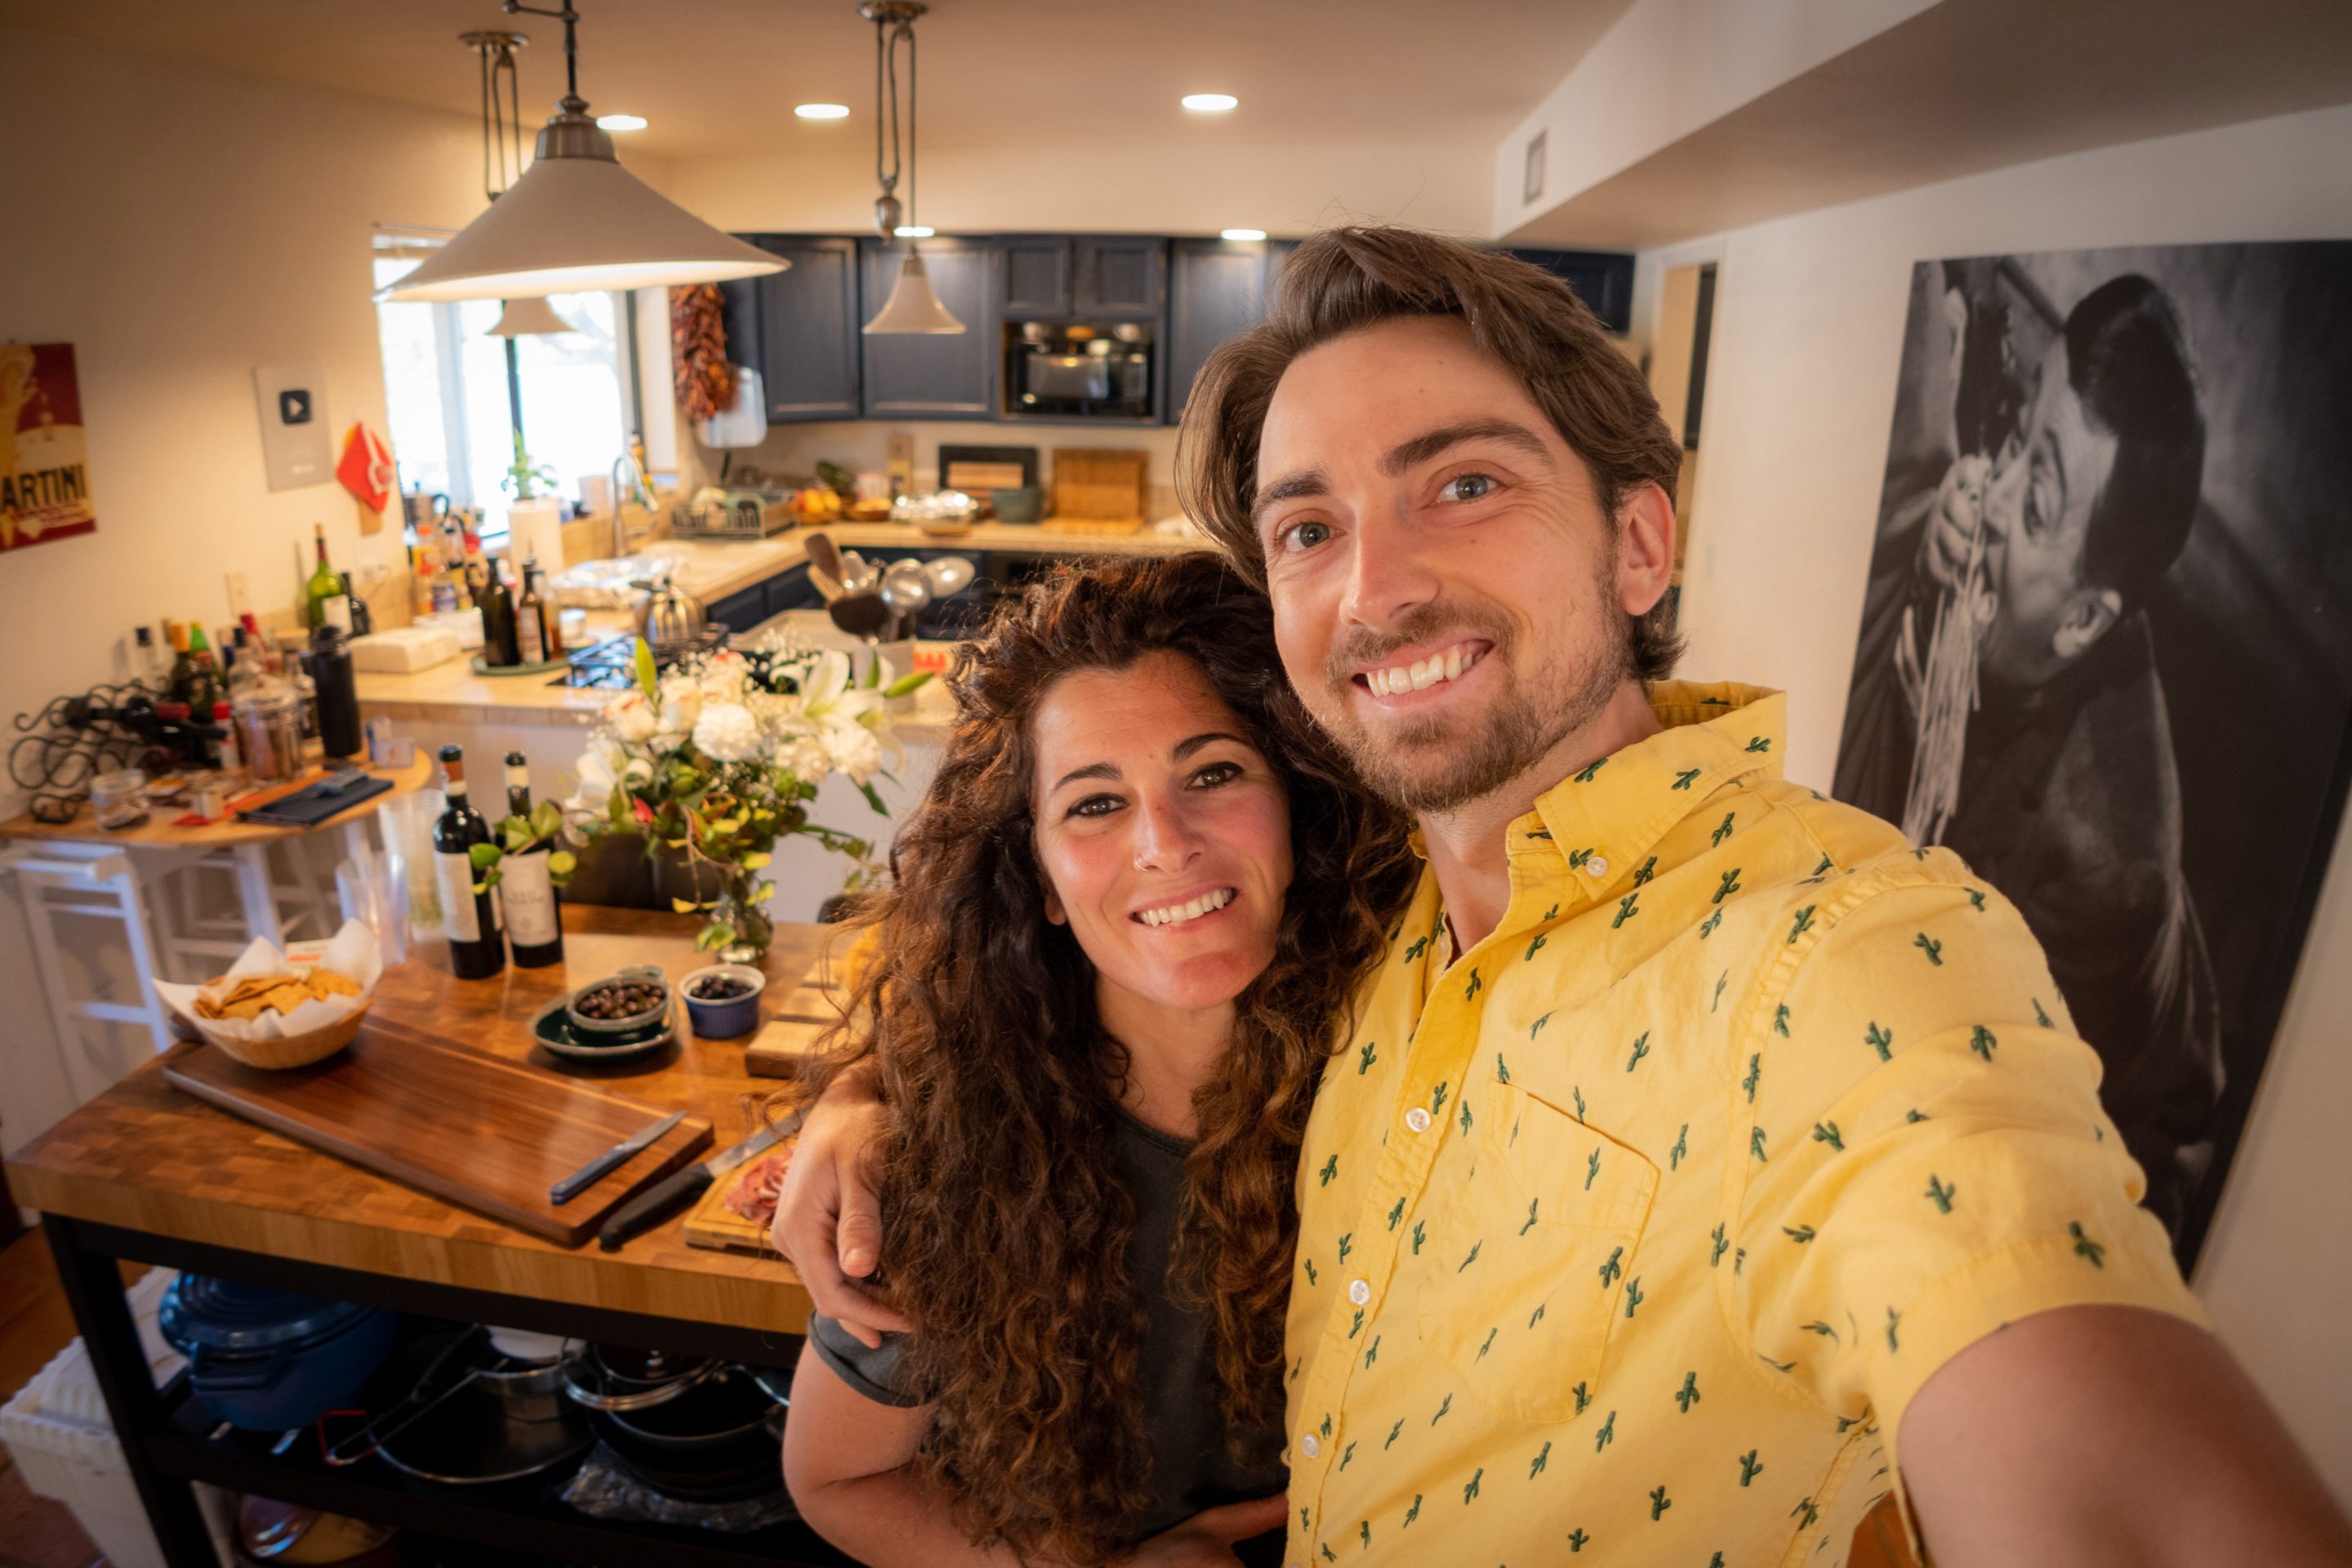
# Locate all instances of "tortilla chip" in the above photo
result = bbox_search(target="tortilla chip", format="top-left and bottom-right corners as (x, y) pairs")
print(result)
(306, 969), (361, 998)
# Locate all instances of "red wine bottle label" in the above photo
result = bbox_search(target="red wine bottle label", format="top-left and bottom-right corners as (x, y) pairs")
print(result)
(504, 853), (557, 947)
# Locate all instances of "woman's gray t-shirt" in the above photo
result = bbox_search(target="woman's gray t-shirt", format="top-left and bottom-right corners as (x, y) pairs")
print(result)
(807, 1109), (1288, 1543)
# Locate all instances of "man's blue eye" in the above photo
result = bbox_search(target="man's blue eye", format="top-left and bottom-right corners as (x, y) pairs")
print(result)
(1443, 473), (1497, 502)
(1290, 519), (1332, 550)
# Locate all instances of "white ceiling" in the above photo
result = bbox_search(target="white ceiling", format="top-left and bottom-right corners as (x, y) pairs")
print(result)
(0, 0), (1637, 160)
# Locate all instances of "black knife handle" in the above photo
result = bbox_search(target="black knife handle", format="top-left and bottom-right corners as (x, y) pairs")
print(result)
(598, 1164), (715, 1251)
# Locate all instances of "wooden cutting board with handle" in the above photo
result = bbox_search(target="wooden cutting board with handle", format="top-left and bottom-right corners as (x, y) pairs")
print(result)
(162, 1014), (712, 1248)
(1048, 448), (1148, 531)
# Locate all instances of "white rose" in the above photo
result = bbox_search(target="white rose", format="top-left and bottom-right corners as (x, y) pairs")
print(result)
(693, 702), (767, 764)
(606, 691), (657, 742)
(657, 675), (703, 733)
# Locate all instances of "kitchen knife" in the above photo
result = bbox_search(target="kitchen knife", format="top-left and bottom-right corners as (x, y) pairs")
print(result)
(597, 1122), (784, 1251)
(550, 1109), (688, 1207)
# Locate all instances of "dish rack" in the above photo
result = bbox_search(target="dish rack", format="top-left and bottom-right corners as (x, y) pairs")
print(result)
(669, 490), (795, 540)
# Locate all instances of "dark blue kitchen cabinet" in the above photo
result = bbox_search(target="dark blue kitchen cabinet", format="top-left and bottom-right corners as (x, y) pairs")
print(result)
(718, 236), (862, 423)
(1074, 237), (1166, 317)
(1508, 248), (1635, 336)
(859, 238), (996, 419)
(996, 236), (1072, 316)
(1165, 238), (1281, 425)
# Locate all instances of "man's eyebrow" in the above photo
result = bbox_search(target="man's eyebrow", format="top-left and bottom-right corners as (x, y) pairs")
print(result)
(1251, 467), (1330, 532)
(1172, 731), (1247, 762)
(1050, 760), (1122, 792)
(1380, 418), (1552, 477)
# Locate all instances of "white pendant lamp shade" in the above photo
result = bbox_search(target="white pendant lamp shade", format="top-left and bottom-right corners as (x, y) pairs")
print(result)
(486, 296), (577, 336)
(380, 117), (783, 302)
(862, 248), (964, 334)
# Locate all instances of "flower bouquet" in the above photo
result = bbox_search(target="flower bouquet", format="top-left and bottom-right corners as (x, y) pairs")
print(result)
(564, 639), (928, 960)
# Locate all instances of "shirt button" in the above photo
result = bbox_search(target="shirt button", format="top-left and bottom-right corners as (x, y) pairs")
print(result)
(1348, 1278), (1371, 1305)
(1405, 1107), (1432, 1134)
(1584, 853), (1611, 879)
(1299, 1433), (1321, 1459)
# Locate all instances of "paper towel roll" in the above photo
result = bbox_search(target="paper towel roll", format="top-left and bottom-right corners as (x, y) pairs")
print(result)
(507, 498), (568, 573)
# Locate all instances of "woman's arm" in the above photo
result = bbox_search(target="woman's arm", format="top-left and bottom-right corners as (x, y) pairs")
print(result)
(785, 1337), (1024, 1567)
(771, 1061), (909, 1348)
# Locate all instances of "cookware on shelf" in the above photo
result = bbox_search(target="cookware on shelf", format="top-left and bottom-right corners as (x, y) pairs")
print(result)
(158, 1276), (399, 1432)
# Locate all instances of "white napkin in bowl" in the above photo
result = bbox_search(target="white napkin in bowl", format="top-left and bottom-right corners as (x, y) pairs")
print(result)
(154, 919), (384, 1043)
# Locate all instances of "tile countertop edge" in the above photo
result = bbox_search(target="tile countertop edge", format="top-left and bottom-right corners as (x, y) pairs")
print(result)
(1, 1154), (817, 1334)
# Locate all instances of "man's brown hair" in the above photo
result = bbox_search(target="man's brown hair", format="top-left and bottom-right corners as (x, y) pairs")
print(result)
(1176, 225), (1687, 684)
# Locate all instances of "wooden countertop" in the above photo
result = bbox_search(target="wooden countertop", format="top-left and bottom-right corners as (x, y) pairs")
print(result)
(355, 522), (1210, 733)
(0, 754), (434, 850)
(5, 908), (847, 1334)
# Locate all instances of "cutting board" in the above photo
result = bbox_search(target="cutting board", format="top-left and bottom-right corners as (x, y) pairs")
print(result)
(682, 1147), (793, 1255)
(1050, 448), (1148, 528)
(162, 1015), (713, 1248)
(745, 951), (849, 1079)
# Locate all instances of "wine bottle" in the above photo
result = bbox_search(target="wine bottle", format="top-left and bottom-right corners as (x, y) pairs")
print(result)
(480, 566), (522, 667)
(305, 523), (341, 630)
(341, 571), (374, 638)
(501, 751), (564, 968)
(434, 746), (506, 979)
(514, 559), (553, 665)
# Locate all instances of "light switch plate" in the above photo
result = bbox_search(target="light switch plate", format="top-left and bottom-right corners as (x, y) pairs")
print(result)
(253, 363), (332, 492)
(223, 570), (252, 618)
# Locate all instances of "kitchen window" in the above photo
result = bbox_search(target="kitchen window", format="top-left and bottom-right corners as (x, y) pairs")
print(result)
(370, 228), (639, 538)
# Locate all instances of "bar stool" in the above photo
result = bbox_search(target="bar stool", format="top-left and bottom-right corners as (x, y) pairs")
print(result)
(0, 841), (175, 1099)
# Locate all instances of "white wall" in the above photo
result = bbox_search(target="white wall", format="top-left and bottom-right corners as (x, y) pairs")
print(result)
(1653, 102), (2352, 1503)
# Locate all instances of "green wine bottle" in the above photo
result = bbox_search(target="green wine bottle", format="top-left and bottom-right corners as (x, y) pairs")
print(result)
(304, 523), (341, 630)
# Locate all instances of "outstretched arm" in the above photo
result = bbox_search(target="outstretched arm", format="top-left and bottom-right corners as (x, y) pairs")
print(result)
(1900, 1304), (2350, 1568)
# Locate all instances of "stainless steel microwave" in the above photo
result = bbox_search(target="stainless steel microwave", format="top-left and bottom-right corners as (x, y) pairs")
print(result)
(1008, 323), (1154, 419)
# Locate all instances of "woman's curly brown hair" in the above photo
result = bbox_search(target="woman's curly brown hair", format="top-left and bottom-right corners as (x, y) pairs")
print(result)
(809, 552), (1415, 1564)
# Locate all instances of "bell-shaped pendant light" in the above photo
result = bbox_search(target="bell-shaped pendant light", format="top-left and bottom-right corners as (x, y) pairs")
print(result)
(859, 3), (964, 335)
(381, 5), (782, 303)
(864, 248), (964, 334)
(486, 296), (577, 336)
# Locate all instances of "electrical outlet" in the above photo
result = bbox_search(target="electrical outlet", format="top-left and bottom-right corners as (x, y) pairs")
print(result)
(224, 570), (252, 618)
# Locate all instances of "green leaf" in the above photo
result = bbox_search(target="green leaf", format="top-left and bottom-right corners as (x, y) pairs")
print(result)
(740, 851), (772, 871)
(501, 821), (534, 854)
(863, 654), (882, 689)
(858, 779), (887, 816)
(634, 637), (659, 700)
(531, 800), (563, 840)
(882, 670), (933, 698)
(696, 921), (735, 953)
(670, 897), (703, 915)
(468, 842), (503, 872)
(546, 850), (577, 883)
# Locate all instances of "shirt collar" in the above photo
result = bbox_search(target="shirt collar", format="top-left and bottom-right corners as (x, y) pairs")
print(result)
(1517, 681), (1788, 898)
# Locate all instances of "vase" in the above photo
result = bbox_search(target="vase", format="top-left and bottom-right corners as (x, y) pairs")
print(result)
(716, 865), (775, 965)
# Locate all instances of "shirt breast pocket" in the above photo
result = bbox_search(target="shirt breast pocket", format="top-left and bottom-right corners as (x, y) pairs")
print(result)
(1411, 1080), (1658, 1427)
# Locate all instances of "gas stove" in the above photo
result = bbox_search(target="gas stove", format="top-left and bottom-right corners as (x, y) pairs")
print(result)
(546, 630), (730, 689)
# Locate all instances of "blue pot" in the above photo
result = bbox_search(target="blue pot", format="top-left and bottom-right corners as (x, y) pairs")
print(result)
(159, 1275), (399, 1432)
(681, 964), (765, 1040)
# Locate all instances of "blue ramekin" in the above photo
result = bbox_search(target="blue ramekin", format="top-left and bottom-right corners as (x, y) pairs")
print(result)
(680, 964), (766, 1039)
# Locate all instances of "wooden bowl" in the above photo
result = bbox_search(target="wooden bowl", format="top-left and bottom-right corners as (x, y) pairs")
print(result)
(205, 1008), (366, 1071)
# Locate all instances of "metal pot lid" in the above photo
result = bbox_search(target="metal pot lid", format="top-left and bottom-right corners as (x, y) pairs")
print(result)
(559, 1339), (723, 1411)
(160, 1275), (380, 1356)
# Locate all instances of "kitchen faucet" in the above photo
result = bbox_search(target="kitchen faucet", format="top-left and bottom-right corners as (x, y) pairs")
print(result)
(610, 448), (653, 559)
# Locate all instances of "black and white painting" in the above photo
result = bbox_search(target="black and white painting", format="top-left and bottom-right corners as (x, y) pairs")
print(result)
(1833, 241), (2352, 1265)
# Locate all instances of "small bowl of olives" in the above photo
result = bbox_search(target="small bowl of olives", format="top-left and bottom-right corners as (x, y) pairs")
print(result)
(680, 964), (767, 1040)
(566, 967), (671, 1036)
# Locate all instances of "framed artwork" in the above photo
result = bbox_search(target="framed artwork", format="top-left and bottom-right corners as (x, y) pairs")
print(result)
(1, 342), (97, 552)
(1832, 240), (2352, 1265)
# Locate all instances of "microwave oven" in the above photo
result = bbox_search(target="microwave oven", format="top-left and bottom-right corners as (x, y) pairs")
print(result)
(1007, 323), (1154, 419)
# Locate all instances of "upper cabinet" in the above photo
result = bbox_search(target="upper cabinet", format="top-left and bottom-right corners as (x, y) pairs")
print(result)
(1165, 238), (1283, 426)
(858, 238), (996, 420)
(719, 236), (862, 424)
(992, 236), (1167, 320)
(1509, 249), (1636, 336)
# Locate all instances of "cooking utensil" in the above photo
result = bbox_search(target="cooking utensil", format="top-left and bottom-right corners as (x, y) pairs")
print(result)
(838, 549), (879, 593)
(363, 1328), (592, 1486)
(163, 1015), (714, 1245)
(551, 1109), (688, 1206)
(802, 531), (849, 593)
(599, 1122), (782, 1251)
(921, 555), (974, 599)
(630, 570), (709, 648)
(880, 559), (932, 639)
(827, 592), (891, 640)
(158, 1275), (399, 1433)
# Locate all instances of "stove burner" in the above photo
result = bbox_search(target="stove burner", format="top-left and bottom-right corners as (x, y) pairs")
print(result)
(547, 630), (730, 689)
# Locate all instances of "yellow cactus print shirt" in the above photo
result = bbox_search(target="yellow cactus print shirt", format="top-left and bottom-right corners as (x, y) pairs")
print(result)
(1282, 683), (2203, 1568)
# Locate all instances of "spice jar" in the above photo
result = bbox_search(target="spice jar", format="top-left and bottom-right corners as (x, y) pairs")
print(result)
(91, 769), (150, 831)
(234, 687), (303, 784)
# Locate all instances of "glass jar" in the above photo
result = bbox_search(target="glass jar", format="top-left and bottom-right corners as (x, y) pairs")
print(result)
(91, 768), (150, 831)
(235, 688), (303, 784)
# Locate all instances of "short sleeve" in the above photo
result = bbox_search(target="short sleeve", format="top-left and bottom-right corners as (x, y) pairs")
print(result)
(806, 1312), (926, 1409)
(1731, 865), (2207, 1459)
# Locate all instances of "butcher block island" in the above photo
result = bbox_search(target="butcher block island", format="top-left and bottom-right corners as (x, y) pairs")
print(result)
(4, 908), (857, 1568)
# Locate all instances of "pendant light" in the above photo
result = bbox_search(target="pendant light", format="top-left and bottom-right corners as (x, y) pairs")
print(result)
(860, 2), (964, 335)
(457, 32), (574, 336)
(381, 2), (783, 303)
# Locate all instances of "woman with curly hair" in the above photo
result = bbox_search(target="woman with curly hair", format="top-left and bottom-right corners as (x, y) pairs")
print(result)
(782, 552), (1417, 1567)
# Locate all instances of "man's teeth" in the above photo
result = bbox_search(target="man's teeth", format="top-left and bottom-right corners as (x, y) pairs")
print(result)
(1367, 644), (1477, 698)
(1140, 888), (1236, 927)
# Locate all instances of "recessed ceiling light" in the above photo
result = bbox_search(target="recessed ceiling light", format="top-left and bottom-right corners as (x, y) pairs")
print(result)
(893, 225), (935, 238)
(596, 114), (647, 131)
(1182, 93), (1239, 114)
(1221, 228), (1267, 242)
(795, 102), (852, 120)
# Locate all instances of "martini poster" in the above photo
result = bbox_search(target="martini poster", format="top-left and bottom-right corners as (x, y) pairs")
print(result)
(1, 343), (97, 552)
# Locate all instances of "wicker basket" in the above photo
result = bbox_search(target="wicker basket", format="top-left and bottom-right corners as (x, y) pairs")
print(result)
(204, 1009), (365, 1071)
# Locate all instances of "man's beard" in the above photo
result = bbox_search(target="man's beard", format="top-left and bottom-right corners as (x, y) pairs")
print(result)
(1316, 585), (1633, 816)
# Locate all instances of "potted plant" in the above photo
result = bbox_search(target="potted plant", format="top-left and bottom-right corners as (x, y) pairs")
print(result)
(559, 639), (928, 960)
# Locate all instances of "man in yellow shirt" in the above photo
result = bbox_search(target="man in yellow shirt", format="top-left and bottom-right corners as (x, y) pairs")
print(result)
(780, 227), (2352, 1567)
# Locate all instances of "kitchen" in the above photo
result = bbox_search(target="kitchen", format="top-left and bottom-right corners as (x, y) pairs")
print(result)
(4, 2), (2352, 1566)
